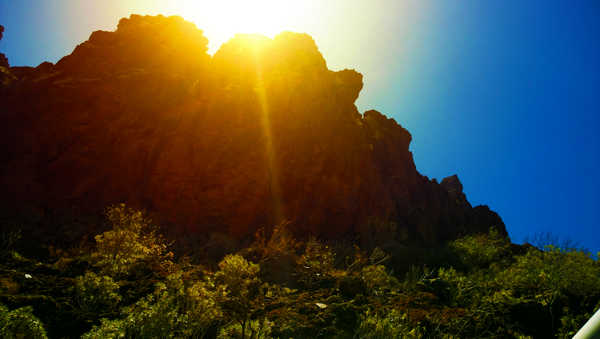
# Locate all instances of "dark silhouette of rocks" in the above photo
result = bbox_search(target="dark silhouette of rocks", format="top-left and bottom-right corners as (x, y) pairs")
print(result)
(0, 15), (506, 245)
(0, 25), (9, 69)
(441, 174), (463, 194)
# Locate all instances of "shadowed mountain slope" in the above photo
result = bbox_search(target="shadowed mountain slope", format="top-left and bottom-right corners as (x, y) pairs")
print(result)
(0, 15), (505, 246)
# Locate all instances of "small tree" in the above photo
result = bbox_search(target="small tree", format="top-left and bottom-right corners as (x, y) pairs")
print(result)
(92, 204), (173, 277)
(214, 254), (269, 339)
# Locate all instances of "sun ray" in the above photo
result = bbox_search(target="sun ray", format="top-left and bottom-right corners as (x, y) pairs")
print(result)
(250, 42), (285, 223)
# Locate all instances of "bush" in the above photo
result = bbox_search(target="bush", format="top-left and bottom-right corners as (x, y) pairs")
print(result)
(450, 227), (511, 269)
(218, 318), (273, 339)
(251, 222), (300, 260)
(92, 204), (173, 277)
(0, 304), (48, 339)
(0, 229), (21, 259)
(356, 309), (424, 339)
(500, 247), (600, 305)
(297, 238), (335, 289)
(81, 318), (126, 339)
(250, 222), (300, 285)
(360, 265), (398, 295)
(75, 271), (121, 316)
(497, 246), (600, 334)
(83, 272), (222, 338)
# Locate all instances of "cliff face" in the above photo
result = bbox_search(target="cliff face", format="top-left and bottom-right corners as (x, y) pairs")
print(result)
(0, 15), (505, 245)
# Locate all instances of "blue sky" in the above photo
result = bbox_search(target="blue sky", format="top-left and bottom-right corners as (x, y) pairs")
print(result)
(1, 1), (598, 252)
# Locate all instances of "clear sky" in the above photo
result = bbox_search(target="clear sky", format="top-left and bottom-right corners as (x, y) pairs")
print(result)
(1, 1), (598, 252)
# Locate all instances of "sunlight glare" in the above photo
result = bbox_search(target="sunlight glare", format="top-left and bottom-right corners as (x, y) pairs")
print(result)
(174, 0), (309, 53)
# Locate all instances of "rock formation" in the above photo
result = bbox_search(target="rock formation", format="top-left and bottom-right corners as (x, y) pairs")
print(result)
(0, 25), (8, 68)
(0, 15), (505, 246)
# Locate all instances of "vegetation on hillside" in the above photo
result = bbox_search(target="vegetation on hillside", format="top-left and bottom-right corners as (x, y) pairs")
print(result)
(0, 204), (598, 338)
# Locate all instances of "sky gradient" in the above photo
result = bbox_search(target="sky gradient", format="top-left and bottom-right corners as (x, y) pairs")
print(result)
(1, 1), (598, 252)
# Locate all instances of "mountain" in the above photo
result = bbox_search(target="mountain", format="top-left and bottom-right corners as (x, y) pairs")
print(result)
(0, 14), (505, 246)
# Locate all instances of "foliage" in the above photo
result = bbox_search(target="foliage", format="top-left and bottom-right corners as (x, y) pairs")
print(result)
(401, 265), (435, 292)
(360, 265), (398, 294)
(356, 309), (425, 339)
(297, 237), (335, 289)
(74, 271), (121, 316)
(214, 254), (271, 338)
(218, 318), (274, 339)
(499, 246), (600, 307)
(450, 227), (511, 269)
(0, 304), (48, 339)
(523, 231), (587, 253)
(497, 246), (600, 334)
(251, 221), (300, 260)
(0, 229), (21, 259)
(83, 272), (222, 338)
(215, 255), (260, 300)
(248, 222), (300, 285)
(1, 206), (599, 338)
(92, 204), (173, 277)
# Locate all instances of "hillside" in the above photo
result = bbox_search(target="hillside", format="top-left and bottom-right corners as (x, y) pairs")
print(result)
(0, 15), (599, 339)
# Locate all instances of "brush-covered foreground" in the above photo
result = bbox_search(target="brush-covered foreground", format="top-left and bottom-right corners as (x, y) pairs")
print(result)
(0, 205), (598, 338)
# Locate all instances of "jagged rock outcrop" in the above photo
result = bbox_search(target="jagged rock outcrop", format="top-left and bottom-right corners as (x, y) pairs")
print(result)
(0, 25), (12, 86)
(0, 15), (506, 245)
(441, 175), (463, 194)
(0, 25), (8, 68)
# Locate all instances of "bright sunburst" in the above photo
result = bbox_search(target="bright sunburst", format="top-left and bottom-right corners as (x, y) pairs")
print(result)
(173, 0), (309, 53)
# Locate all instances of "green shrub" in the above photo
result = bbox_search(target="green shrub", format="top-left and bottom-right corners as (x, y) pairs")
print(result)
(184, 279), (223, 338)
(497, 246), (600, 334)
(75, 271), (121, 316)
(0, 304), (48, 339)
(356, 309), (424, 339)
(360, 265), (398, 295)
(450, 227), (511, 269)
(92, 204), (173, 277)
(499, 246), (600, 305)
(81, 318), (125, 339)
(83, 272), (222, 338)
(215, 254), (271, 338)
(81, 288), (184, 339)
(218, 318), (273, 339)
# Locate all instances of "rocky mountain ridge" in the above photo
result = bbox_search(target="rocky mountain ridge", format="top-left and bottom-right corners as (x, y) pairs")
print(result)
(0, 15), (505, 246)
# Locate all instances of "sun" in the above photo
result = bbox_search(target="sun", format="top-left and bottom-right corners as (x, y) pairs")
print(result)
(174, 0), (308, 53)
